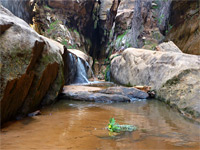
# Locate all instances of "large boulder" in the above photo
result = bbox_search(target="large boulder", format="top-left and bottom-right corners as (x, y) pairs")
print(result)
(110, 47), (200, 121)
(106, 0), (171, 53)
(157, 69), (200, 122)
(0, 5), (65, 124)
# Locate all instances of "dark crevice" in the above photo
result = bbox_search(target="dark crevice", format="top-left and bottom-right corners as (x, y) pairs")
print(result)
(89, 0), (121, 60)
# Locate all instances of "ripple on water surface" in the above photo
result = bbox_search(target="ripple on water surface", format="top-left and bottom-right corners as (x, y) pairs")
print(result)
(1, 99), (200, 150)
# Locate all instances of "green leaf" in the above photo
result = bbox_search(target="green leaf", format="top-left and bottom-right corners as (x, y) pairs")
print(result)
(109, 118), (115, 125)
(107, 118), (137, 133)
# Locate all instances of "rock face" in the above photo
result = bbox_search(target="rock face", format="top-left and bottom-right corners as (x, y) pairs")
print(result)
(33, 0), (96, 54)
(0, 6), (65, 124)
(47, 0), (96, 35)
(110, 47), (200, 121)
(99, 0), (115, 21)
(166, 0), (200, 55)
(106, 0), (171, 53)
(33, 0), (120, 58)
(106, 0), (199, 56)
(2, 0), (199, 57)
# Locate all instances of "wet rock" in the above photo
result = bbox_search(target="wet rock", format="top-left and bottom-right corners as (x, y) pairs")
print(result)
(68, 49), (93, 67)
(60, 91), (130, 103)
(61, 84), (149, 103)
(0, 5), (65, 125)
(84, 82), (117, 87)
(99, 87), (149, 99)
(147, 90), (156, 98)
(62, 48), (77, 85)
(110, 47), (200, 121)
(28, 110), (41, 117)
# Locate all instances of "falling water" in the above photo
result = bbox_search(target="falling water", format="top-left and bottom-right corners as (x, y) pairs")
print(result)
(85, 60), (95, 80)
(73, 57), (90, 84)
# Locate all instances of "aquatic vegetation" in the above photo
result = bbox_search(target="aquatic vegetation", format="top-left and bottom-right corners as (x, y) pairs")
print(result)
(107, 118), (137, 133)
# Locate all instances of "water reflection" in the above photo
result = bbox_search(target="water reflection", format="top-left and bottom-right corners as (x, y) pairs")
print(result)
(1, 99), (200, 150)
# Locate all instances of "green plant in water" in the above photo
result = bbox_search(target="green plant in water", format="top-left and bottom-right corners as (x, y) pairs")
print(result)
(107, 118), (137, 133)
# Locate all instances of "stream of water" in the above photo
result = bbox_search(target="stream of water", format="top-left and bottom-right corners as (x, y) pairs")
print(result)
(73, 57), (90, 84)
(1, 99), (200, 150)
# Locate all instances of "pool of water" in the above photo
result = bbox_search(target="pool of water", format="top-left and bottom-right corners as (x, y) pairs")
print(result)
(1, 99), (200, 150)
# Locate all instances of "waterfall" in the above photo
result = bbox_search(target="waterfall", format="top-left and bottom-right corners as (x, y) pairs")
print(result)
(85, 60), (95, 80)
(0, 0), (34, 24)
(73, 58), (90, 84)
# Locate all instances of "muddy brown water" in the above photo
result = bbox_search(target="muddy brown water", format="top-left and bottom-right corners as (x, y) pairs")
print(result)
(1, 99), (200, 150)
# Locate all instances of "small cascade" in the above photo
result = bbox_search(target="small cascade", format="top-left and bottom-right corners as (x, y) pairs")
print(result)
(85, 61), (95, 81)
(73, 58), (90, 84)
(65, 52), (95, 85)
